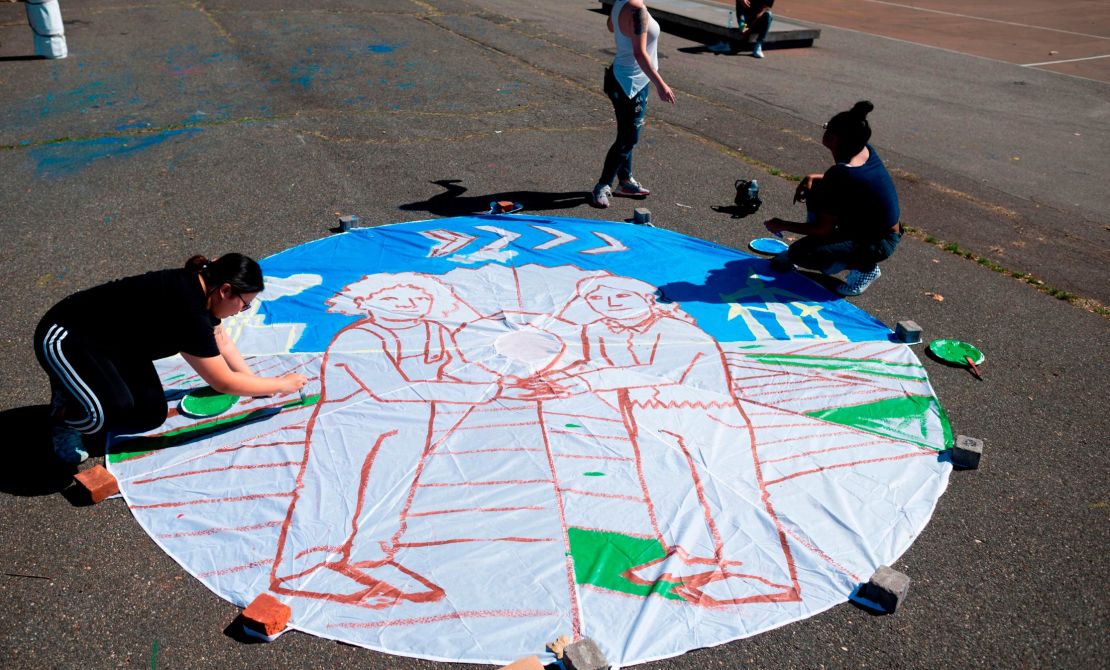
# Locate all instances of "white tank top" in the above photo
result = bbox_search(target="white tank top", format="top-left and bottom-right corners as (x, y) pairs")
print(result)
(611, 0), (659, 98)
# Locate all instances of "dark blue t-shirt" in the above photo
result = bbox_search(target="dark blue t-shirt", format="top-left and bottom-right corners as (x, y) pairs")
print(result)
(821, 145), (900, 238)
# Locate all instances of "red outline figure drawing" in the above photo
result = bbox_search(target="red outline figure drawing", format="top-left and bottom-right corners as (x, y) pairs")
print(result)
(530, 275), (802, 606)
(271, 273), (501, 606)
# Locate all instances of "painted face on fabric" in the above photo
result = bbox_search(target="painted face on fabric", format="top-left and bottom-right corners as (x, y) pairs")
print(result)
(359, 286), (434, 322)
(584, 285), (652, 321)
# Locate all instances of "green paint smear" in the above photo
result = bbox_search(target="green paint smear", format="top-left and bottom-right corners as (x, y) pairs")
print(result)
(567, 527), (683, 600)
(583, 471), (605, 477)
(565, 423), (582, 428)
(744, 353), (927, 381)
(164, 373), (187, 382)
(108, 394), (320, 463)
(806, 394), (953, 451)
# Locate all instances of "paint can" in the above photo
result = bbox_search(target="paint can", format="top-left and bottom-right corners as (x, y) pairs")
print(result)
(26, 0), (68, 59)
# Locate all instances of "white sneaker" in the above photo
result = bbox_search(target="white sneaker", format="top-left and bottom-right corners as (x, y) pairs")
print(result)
(591, 183), (612, 208)
(837, 267), (882, 296)
(52, 424), (89, 464)
(752, 43), (764, 58)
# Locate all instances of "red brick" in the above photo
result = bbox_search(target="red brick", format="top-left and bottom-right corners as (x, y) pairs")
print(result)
(500, 657), (543, 670)
(242, 593), (291, 636)
(73, 465), (119, 504)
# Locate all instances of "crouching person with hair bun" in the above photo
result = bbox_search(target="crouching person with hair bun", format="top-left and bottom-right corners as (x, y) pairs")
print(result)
(33, 253), (308, 463)
(763, 100), (902, 296)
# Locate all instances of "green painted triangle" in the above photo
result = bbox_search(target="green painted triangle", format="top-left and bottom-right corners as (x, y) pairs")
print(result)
(567, 527), (683, 600)
(806, 394), (953, 451)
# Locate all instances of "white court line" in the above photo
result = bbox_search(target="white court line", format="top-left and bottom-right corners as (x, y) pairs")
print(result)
(1022, 53), (1110, 67)
(860, 0), (1110, 40)
(776, 15), (1110, 84)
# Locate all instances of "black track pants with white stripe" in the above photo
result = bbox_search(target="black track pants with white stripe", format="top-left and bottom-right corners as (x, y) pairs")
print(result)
(34, 319), (168, 436)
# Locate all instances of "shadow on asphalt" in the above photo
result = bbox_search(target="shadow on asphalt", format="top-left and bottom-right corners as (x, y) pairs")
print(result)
(0, 405), (77, 496)
(398, 179), (588, 216)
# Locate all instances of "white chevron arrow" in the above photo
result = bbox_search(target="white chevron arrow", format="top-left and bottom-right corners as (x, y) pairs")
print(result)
(420, 229), (477, 257)
(530, 225), (577, 250)
(581, 231), (629, 254)
(473, 225), (521, 254)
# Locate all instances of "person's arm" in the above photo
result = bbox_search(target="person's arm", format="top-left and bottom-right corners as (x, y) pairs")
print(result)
(214, 324), (254, 375)
(764, 212), (838, 238)
(765, 170), (837, 236)
(793, 172), (825, 204)
(182, 351), (306, 397)
(621, 0), (676, 104)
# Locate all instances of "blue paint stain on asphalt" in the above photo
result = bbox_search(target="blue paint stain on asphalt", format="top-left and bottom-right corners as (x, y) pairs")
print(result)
(368, 44), (399, 53)
(29, 128), (202, 177)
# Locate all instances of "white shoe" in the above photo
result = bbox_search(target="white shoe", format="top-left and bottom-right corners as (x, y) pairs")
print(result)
(838, 267), (882, 296)
(591, 183), (612, 208)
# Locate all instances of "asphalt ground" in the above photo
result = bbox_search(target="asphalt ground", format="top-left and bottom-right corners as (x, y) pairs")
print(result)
(0, 1), (1107, 668)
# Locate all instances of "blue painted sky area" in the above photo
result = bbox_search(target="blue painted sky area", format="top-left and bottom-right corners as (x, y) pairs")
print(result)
(28, 128), (202, 177)
(258, 216), (892, 353)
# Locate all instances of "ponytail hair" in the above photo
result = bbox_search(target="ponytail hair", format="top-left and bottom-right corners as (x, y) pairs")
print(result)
(825, 100), (874, 156)
(185, 253), (264, 295)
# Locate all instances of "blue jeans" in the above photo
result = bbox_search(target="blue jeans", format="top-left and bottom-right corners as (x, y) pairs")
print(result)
(787, 229), (901, 274)
(739, 7), (772, 44)
(599, 66), (649, 186)
(786, 182), (901, 273)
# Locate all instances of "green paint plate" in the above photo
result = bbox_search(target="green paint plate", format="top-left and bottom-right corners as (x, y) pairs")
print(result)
(928, 339), (984, 366)
(178, 387), (239, 419)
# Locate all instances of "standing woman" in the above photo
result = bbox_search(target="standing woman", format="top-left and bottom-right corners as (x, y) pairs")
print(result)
(34, 253), (308, 463)
(590, 0), (677, 209)
(763, 101), (902, 296)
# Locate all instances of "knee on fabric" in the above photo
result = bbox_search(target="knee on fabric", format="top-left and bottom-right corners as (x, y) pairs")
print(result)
(99, 392), (167, 434)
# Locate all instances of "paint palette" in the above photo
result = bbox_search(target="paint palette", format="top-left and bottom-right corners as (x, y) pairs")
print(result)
(928, 339), (985, 365)
(178, 386), (239, 419)
(749, 237), (789, 255)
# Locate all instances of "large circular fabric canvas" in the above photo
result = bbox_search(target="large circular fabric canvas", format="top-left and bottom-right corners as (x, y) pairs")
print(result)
(107, 215), (952, 666)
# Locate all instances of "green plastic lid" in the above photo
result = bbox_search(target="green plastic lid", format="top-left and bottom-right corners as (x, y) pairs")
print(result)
(928, 339), (985, 366)
(178, 386), (239, 418)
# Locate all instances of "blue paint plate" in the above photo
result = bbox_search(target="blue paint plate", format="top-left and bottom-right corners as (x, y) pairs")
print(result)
(749, 237), (789, 255)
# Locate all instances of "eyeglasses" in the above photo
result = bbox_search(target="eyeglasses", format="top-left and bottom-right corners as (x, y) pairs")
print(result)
(233, 293), (254, 312)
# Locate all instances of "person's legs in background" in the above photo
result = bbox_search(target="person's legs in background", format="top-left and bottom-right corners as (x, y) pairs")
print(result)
(748, 10), (772, 58)
(594, 68), (649, 207)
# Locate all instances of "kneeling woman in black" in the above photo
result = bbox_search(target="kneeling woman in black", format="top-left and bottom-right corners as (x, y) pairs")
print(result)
(34, 253), (308, 463)
(763, 100), (902, 296)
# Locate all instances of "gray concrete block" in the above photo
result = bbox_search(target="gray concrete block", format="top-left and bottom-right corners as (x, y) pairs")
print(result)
(564, 637), (609, 670)
(339, 214), (361, 231)
(952, 435), (984, 469)
(633, 207), (652, 225)
(894, 320), (923, 344)
(860, 565), (911, 613)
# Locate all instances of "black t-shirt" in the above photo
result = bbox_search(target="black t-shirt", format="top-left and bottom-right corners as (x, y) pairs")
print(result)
(47, 268), (221, 361)
(743, 0), (774, 18)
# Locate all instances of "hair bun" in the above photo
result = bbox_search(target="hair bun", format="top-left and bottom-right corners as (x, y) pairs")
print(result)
(185, 254), (210, 272)
(850, 100), (874, 118)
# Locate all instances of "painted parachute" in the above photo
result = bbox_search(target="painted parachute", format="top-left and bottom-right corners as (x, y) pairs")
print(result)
(108, 216), (951, 666)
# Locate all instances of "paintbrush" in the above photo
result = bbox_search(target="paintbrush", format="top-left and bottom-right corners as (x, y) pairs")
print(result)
(964, 355), (983, 380)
